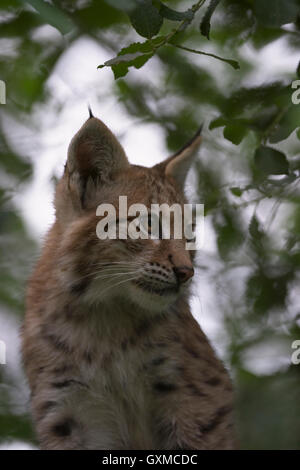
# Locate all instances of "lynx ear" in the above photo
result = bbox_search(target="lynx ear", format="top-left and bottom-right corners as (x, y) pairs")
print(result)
(66, 116), (129, 208)
(157, 125), (203, 187)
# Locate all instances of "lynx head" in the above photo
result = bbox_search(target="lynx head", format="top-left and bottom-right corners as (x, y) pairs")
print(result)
(54, 114), (202, 314)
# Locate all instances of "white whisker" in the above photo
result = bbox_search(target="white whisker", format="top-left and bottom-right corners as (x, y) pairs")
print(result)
(98, 275), (139, 297)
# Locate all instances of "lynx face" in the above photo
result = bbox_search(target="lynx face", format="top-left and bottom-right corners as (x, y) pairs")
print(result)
(54, 117), (201, 314)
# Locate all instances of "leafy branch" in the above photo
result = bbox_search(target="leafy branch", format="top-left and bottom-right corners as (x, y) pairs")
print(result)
(98, 0), (240, 79)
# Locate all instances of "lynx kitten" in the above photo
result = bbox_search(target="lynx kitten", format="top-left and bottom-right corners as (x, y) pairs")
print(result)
(22, 115), (235, 449)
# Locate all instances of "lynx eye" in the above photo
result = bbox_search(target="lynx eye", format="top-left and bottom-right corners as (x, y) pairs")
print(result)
(138, 214), (155, 237)
(144, 212), (162, 239)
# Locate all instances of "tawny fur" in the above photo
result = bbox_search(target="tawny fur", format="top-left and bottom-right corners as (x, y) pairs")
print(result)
(21, 117), (236, 450)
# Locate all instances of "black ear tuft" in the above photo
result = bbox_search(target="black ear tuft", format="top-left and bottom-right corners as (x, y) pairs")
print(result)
(88, 104), (94, 119)
(171, 123), (203, 159)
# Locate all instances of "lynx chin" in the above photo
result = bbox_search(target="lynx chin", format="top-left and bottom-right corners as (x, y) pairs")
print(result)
(22, 113), (236, 450)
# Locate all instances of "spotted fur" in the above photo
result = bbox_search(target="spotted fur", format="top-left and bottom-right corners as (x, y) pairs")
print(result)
(22, 116), (236, 449)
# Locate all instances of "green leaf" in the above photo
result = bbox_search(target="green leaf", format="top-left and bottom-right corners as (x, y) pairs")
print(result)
(269, 105), (300, 143)
(253, 0), (299, 27)
(223, 58), (240, 70)
(0, 11), (43, 37)
(75, 1), (125, 30)
(246, 270), (291, 314)
(249, 215), (264, 241)
(103, 52), (151, 67)
(222, 83), (289, 120)
(0, 0), (22, 9)
(254, 146), (289, 175)
(129, 0), (163, 38)
(216, 212), (244, 259)
(24, 0), (74, 34)
(105, 0), (137, 12)
(223, 122), (247, 145)
(200, 0), (221, 39)
(158, 2), (194, 22)
(209, 118), (247, 144)
(230, 187), (243, 197)
(0, 413), (35, 442)
(98, 37), (165, 79)
(209, 116), (227, 130)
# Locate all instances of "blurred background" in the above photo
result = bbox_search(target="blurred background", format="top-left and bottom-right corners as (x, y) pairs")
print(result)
(0, 0), (300, 450)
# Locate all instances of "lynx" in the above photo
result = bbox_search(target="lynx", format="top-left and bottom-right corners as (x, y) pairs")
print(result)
(21, 114), (236, 449)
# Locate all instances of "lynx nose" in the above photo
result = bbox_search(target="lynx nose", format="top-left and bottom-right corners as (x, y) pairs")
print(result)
(173, 266), (194, 284)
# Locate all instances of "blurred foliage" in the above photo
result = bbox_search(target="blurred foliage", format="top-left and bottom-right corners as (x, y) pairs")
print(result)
(0, 0), (300, 449)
